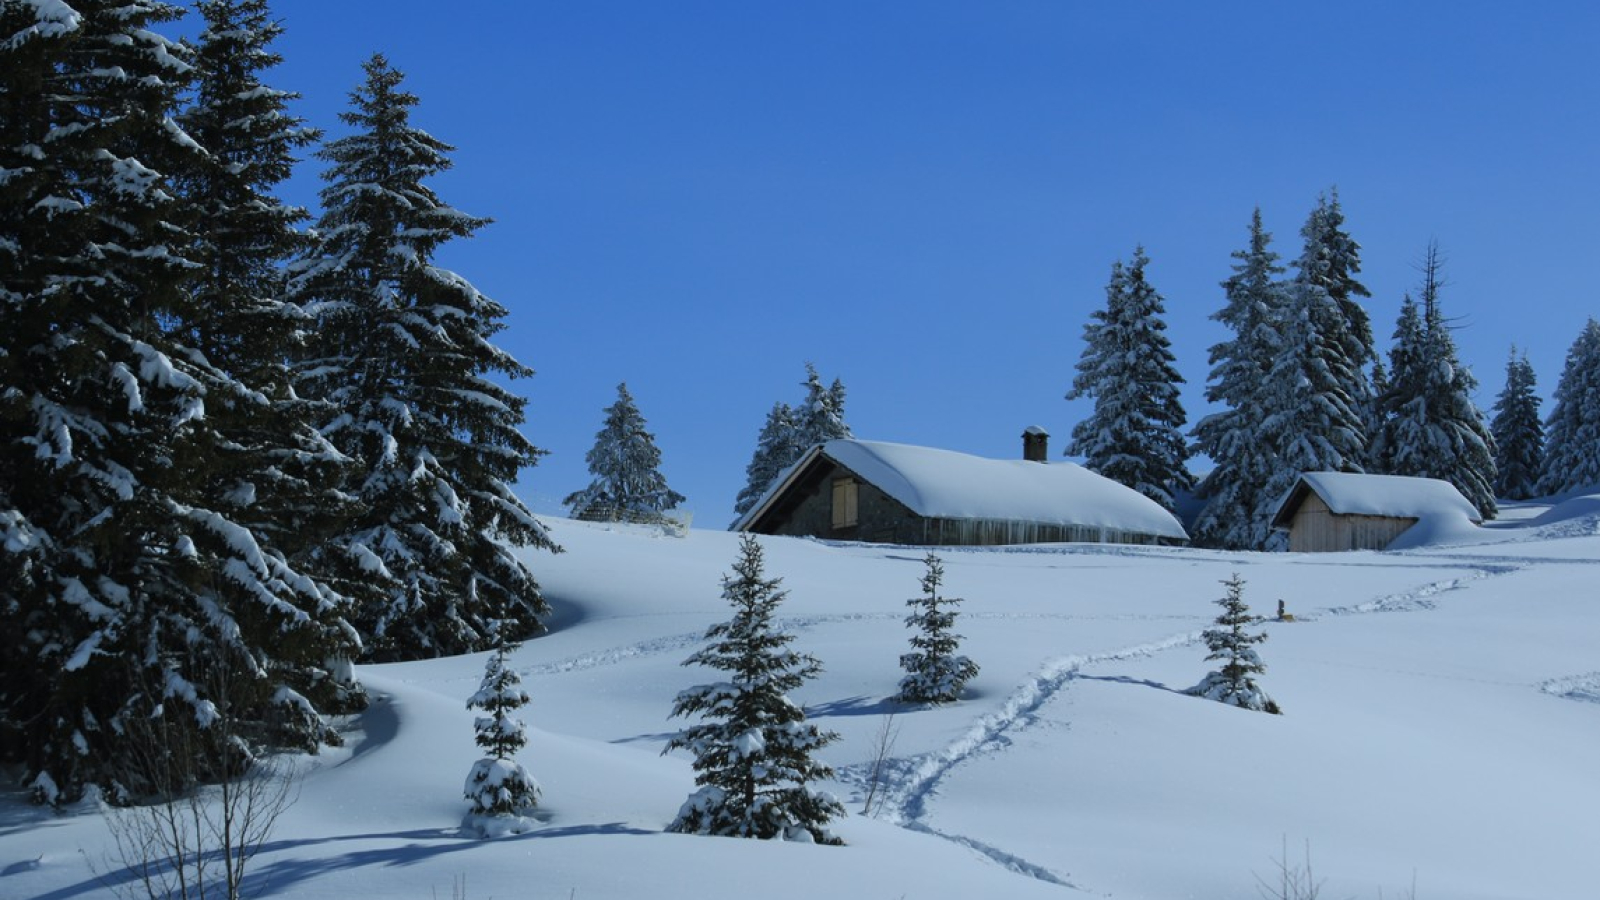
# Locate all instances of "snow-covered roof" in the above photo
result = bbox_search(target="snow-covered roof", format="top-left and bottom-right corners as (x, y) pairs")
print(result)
(1272, 472), (1484, 528)
(741, 439), (1188, 540)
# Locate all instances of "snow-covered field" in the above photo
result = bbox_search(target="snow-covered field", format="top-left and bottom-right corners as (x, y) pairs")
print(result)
(6, 500), (1599, 900)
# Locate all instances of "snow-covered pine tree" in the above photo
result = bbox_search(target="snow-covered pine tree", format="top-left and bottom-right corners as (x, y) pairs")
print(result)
(464, 618), (540, 835)
(1191, 210), (1287, 550)
(1067, 246), (1192, 512)
(664, 535), (845, 844)
(1365, 357), (1391, 462)
(1537, 318), (1600, 496)
(731, 364), (852, 522)
(0, 0), (355, 803)
(176, 0), (367, 717)
(290, 55), (555, 661)
(1253, 197), (1374, 531)
(732, 402), (800, 520)
(1186, 574), (1280, 715)
(564, 382), (685, 522)
(1372, 246), (1497, 517)
(1490, 349), (1545, 501)
(1293, 189), (1376, 467)
(895, 553), (978, 705)
(794, 362), (852, 451)
(1372, 294), (1425, 474)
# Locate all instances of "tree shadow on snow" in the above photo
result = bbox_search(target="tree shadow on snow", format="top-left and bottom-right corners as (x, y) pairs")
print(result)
(238, 822), (655, 898)
(806, 695), (901, 718)
(610, 730), (678, 746)
(1071, 673), (1183, 694)
(24, 823), (656, 900)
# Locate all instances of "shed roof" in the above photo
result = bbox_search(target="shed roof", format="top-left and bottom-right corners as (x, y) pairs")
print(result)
(738, 439), (1189, 540)
(1270, 472), (1484, 530)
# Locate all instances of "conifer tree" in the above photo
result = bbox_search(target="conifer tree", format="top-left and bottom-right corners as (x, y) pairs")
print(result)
(895, 554), (978, 705)
(1, 0), (354, 803)
(1372, 246), (1497, 517)
(1294, 189), (1375, 447)
(732, 402), (800, 520)
(731, 364), (852, 521)
(1186, 574), (1280, 715)
(794, 362), (852, 450)
(290, 55), (554, 661)
(565, 382), (685, 522)
(1067, 246), (1192, 511)
(464, 618), (540, 832)
(1191, 210), (1287, 550)
(664, 535), (845, 844)
(1253, 197), (1373, 529)
(1538, 319), (1600, 496)
(177, 0), (367, 713)
(1490, 349), (1544, 501)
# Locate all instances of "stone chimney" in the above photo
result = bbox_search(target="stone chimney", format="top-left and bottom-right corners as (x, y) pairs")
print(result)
(1022, 426), (1049, 462)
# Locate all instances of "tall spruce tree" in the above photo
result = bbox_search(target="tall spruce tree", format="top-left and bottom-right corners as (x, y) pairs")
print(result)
(664, 535), (845, 844)
(1192, 210), (1287, 550)
(732, 401), (800, 520)
(1253, 196), (1373, 533)
(1372, 246), (1497, 517)
(290, 55), (554, 661)
(1, 0), (354, 804)
(1490, 349), (1544, 501)
(565, 382), (685, 522)
(795, 362), (851, 450)
(1294, 189), (1375, 451)
(1067, 246), (1192, 512)
(177, 0), (367, 713)
(1538, 319), (1600, 496)
(731, 364), (851, 521)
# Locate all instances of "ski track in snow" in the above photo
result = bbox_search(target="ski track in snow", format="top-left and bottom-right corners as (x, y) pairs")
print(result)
(853, 631), (1205, 893)
(455, 551), (1543, 893)
(855, 556), (1535, 892)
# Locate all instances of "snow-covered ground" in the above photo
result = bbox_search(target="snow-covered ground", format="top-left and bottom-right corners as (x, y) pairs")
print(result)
(6, 500), (1599, 900)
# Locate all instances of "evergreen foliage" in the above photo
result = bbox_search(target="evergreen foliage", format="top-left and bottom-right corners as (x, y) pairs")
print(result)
(732, 402), (800, 520)
(1490, 350), (1544, 501)
(564, 382), (685, 522)
(1252, 195), (1374, 533)
(464, 620), (540, 826)
(1191, 210), (1287, 550)
(1538, 319), (1600, 496)
(1187, 574), (1280, 715)
(1067, 246), (1192, 512)
(1371, 246), (1497, 517)
(290, 55), (554, 661)
(664, 535), (845, 844)
(731, 364), (851, 520)
(177, 0), (368, 714)
(795, 362), (852, 450)
(895, 554), (978, 705)
(1293, 189), (1375, 449)
(0, 0), (356, 803)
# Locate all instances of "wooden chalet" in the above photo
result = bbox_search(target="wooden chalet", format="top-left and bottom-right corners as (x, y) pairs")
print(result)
(1271, 472), (1483, 552)
(734, 433), (1189, 547)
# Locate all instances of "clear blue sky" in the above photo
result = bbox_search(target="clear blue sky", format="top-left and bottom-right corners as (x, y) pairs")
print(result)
(250, 1), (1599, 521)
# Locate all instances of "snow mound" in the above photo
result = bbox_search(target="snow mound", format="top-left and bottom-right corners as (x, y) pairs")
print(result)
(1527, 491), (1600, 538)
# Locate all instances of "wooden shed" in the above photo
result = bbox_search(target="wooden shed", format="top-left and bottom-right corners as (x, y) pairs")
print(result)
(734, 438), (1189, 547)
(1270, 472), (1483, 552)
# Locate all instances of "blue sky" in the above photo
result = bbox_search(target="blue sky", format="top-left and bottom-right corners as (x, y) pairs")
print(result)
(251, 1), (1599, 520)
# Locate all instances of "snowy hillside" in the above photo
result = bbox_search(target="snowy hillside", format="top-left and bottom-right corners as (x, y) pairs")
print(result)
(6, 504), (1600, 900)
